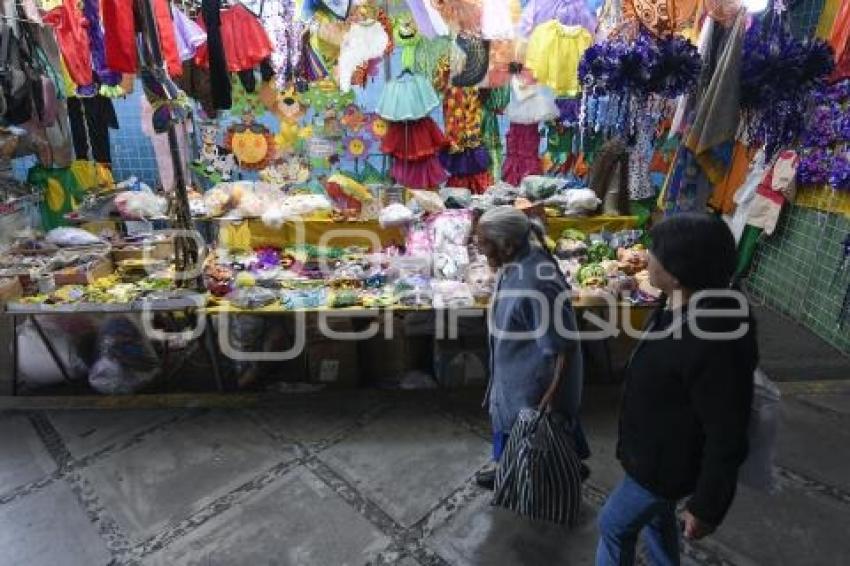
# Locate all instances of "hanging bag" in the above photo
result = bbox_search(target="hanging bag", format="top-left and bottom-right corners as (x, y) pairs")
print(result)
(0, 25), (34, 125)
(492, 408), (584, 526)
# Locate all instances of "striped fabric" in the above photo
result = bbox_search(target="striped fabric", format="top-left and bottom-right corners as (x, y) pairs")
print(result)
(492, 408), (583, 526)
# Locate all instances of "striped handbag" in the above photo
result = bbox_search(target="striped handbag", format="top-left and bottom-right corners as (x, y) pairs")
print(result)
(492, 407), (583, 526)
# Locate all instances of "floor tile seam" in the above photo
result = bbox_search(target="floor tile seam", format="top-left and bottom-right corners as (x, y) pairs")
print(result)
(775, 465), (850, 506)
(242, 409), (451, 565)
(71, 409), (205, 471)
(303, 454), (454, 566)
(130, 457), (302, 560)
(64, 470), (136, 563)
(0, 411), (201, 507)
(28, 412), (73, 469)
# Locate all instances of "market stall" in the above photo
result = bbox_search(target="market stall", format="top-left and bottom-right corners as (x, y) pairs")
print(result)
(10, 0), (843, 397)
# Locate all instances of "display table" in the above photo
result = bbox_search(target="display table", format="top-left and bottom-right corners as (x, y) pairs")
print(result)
(216, 216), (640, 249)
(1, 298), (654, 398)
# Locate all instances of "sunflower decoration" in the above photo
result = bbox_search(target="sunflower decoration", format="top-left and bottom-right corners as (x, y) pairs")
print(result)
(342, 134), (371, 160)
(224, 110), (276, 171)
(366, 113), (388, 139)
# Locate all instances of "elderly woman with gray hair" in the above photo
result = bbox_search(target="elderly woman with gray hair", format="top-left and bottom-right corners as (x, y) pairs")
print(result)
(474, 206), (589, 490)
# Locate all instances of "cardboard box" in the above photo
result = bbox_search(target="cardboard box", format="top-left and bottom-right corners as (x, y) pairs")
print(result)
(0, 277), (23, 302)
(53, 258), (114, 286)
(111, 239), (174, 263)
(307, 339), (359, 388)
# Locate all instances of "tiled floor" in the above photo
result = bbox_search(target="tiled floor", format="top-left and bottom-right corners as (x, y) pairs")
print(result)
(1, 385), (849, 565)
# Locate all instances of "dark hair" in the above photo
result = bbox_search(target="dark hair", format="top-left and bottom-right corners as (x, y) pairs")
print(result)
(649, 213), (737, 291)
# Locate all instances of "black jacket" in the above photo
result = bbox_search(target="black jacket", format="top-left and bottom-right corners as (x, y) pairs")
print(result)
(617, 297), (758, 526)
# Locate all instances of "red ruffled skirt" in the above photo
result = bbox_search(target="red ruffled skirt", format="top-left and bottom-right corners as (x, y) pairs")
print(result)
(391, 156), (448, 190)
(502, 122), (542, 186)
(447, 171), (493, 194)
(381, 118), (447, 161)
(196, 4), (273, 72)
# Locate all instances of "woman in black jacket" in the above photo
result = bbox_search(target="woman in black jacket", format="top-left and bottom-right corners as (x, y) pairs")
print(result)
(596, 214), (758, 566)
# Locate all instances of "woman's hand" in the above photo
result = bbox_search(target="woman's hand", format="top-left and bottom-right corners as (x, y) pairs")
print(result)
(681, 509), (715, 540)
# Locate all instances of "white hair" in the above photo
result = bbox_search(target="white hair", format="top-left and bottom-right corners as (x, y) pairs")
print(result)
(478, 206), (533, 252)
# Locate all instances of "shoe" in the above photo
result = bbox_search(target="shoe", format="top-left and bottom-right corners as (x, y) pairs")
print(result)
(475, 468), (496, 490)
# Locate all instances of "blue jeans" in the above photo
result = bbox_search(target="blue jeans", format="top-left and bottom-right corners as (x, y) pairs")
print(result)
(596, 475), (681, 566)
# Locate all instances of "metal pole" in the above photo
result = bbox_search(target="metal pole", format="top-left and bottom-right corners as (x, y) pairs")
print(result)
(137, 0), (201, 289)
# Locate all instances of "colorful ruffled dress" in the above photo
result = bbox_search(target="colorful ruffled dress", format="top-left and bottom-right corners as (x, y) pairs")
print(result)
(502, 122), (542, 186)
(440, 86), (493, 193)
(380, 74), (448, 189)
(524, 21), (593, 97)
(377, 72), (441, 121)
(504, 75), (559, 124)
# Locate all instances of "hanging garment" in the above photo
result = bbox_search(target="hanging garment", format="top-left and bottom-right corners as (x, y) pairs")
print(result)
(431, 0), (483, 34)
(153, 0), (182, 77)
(405, 0), (449, 38)
(502, 122), (542, 186)
(199, 0), (230, 110)
(83, 0), (121, 86)
(446, 171), (492, 193)
(102, 0), (136, 73)
(140, 95), (190, 191)
(176, 60), (215, 116)
(196, 3), (274, 72)
(518, 0), (597, 38)
(42, 0), (93, 87)
(746, 150), (799, 236)
(381, 117), (447, 160)
(829, 0), (850, 82)
(442, 86), (484, 152)
(708, 141), (755, 214)
(504, 75), (559, 124)
(481, 0), (517, 40)
(172, 5), (207, 62)
(337, 19), (389, 92)
(27, 165), (87, 230)
(391, 155), (448, 189)
(524, 21), (593, 97)
(377, 72), (441, 121)
(66, 95), (118, 164)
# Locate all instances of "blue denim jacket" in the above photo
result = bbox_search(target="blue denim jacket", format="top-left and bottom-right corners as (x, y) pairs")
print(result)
(487, 244), (583, 432)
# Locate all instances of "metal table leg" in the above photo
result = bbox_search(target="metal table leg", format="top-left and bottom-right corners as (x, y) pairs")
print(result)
(30, 315), (74, 384)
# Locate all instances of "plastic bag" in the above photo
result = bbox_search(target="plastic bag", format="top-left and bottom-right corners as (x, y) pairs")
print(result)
(46, 227), (104, 247)
(738, 368), (781, 493)
(88, 316), (159, 394)
(379, 203), (415, 227)
(114, 188), (168, 220)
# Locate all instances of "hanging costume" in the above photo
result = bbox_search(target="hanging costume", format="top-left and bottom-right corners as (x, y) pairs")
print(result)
(504, 75), (559, 124)
(524, 21), (592, 97)
(502, 123), (542, 186)
(337, 17), (390, 93)
(67, 95), (118, 164)
(102, 0), (180, 76)
(377, 72), (441, 121)
(198, 0), (230, 110)
(172, 5), (207, 62)
(518, 0), (597, 38)
(42, 0), (93, 88)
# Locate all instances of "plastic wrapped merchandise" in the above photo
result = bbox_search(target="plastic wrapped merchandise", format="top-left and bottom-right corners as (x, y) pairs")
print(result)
(88, 316), (159, 395)
(432, 279), (474, 309)
(227, 287), (279, 309)
(429, 209), (472, 280)
(466, 261), (495, 303)
(46, 227), (104, 247)
(410, 189), (446, 214)
(563, 188), (601, 214)
(379, 203), (415, 228)
(114, 189), (168, 220)
(521, 175), (567, 201)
